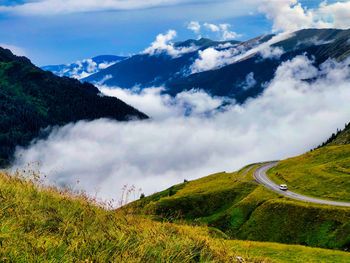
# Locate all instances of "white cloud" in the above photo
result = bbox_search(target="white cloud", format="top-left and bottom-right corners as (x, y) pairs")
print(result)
(203, 22), (241, 40)
(142, 30), (198, 58)
(190, 31), (292, 73)
(219, 23), (242, 40)
(2, 0), (350, 33)
(318, 1), (350, 29)
(255, 0), (350, 32)
(50, 59), (119, 79)
(99, 86), (225, 120)
(98, 61), (117, 69)
(297, 36), (335, 47)
(257, 0), (318, 32)
(259, 46), (284, 59)
(95, 74), (113, 86)
(190, 47), (240, 73)
(187, 21), (201, 33)
(74, 59), (98, 79)
(0, 0), (206, 16)
(222, 29), (240, 41)
(241, 72), (257, 90)
(204, 23), (220, 32)
(0, 43), (26, 56)
(13, 55), (350, 205)
(217, 42), (235, 49)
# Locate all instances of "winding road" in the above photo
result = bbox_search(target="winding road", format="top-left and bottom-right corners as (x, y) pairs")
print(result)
(254, 162), (350, 207)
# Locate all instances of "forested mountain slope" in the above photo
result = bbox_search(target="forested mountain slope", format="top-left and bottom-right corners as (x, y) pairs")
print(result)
(0, 47), (147, 167)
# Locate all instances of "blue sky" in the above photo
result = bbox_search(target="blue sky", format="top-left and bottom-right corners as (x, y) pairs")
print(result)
(0, 0), (345, 66)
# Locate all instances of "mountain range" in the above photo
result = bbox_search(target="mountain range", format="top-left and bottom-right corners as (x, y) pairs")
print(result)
(0, 48), (146, 167)
(70, 28), (350, 103)
(41, 55), (127, 79)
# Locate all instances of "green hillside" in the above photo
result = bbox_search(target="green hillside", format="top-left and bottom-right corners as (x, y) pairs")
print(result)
(1, 170), (350, 262)
(0, 170), (241, 262)
(328, 123), (350, 146)
(133, 147), (350, 251)
(0, 47), (147, 167)
(268, 145), (350, 202)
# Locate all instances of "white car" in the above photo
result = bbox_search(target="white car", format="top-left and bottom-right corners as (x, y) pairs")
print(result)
(279, 184), (288, 191)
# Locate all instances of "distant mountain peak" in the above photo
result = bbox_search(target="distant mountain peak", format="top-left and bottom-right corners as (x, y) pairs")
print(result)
(41, 55), (127, 79)
(174, 37), (241, 49)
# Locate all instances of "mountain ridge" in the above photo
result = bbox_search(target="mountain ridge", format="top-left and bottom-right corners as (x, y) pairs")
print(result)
(0, 47), (147, 167)
(41, 55), (127, 79)
(81, 28), (350, 104)
(81, 34), (273, 91)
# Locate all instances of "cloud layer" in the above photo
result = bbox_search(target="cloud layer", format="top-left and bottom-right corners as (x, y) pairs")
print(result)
(142, 30), (198, 58)
(99, 86), (225, 120)
(4, 0), (350, 35)
(188, 21), (241, 41)
(13, 55), (350, 205)
(4, 0), (350, 34)
(256, 0), (350, 32)
(190, 32), (292, 73)
(0, 0), (205, 16)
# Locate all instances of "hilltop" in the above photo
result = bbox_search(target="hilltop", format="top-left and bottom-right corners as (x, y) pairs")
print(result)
(0, 47), (147, 167)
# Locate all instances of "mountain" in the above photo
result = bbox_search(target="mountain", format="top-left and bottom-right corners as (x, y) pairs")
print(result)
(81, 37), (260, 88)
(42, 55), (127, 79)
(83, 29), (350, 103)
(164, 28), (350, 102)
(312, 122), (350, 149)
(327, 122), (350, 146)
(0, 48), (147, 167)
(173, 37), (241, 49)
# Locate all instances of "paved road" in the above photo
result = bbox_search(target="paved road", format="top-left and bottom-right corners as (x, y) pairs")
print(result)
(254, 162), (350, 207)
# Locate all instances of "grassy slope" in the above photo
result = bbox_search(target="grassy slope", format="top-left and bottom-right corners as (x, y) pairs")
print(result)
(328, 123), (350, 146)
(268, 145), (350, 202)
(0, 170), (253, 263)
(226, 239), (350, 263)
(134, 159), (350, 251)
(1, 171), (350, 262)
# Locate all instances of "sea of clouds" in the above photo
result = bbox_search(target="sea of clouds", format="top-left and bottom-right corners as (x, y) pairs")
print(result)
(13, 55), (350, 205)
(7, 0), (350, 205)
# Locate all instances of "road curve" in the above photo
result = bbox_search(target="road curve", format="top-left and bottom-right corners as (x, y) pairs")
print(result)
(254, 162), (350, 207)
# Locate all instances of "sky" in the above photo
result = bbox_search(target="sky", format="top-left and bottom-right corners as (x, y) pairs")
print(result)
(0, 0), (347, 66)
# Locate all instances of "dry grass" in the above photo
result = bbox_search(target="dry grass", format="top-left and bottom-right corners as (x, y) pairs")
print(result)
(0, 169), (269, 263)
